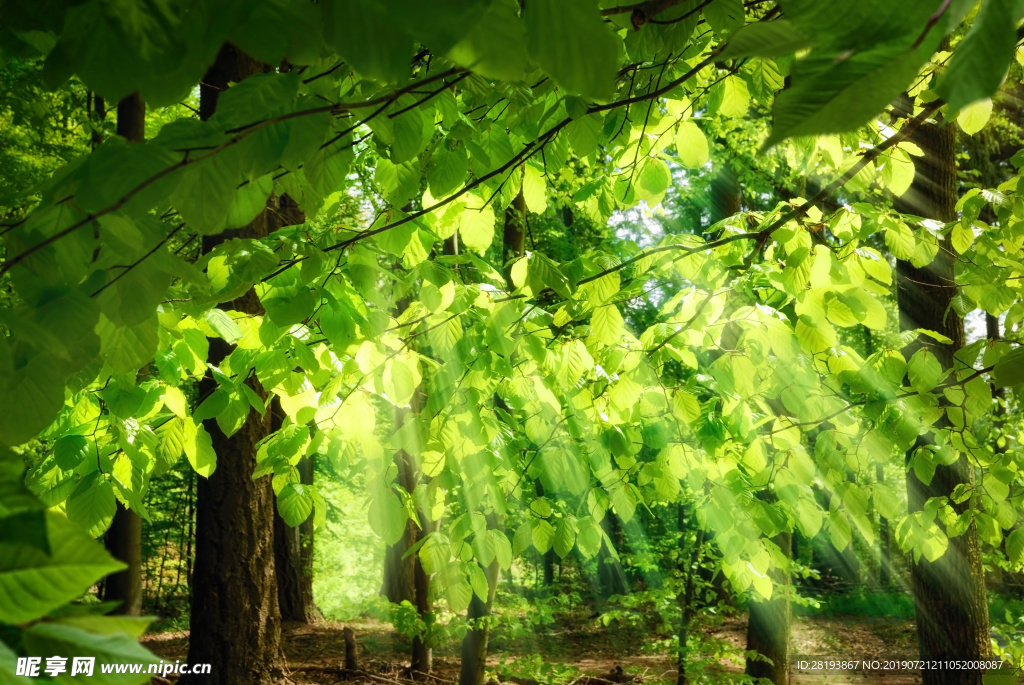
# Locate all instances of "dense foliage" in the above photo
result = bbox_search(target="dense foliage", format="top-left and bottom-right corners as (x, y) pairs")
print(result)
(1, 0), (1024, 682)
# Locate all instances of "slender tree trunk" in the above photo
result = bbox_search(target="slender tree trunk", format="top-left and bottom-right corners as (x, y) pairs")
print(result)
(379, 307), (433, 675)
(181, 44), (285, 685)
(876, 464), (892, 588)
(103, 91), (145, 617)
(297, 455), (317, 616)
(502, 188), (526, 282)
(458, 194), (527, 685)
(895, 116), (991, 685)
(397, 395), (432, 677)
(677, 504), (703, 685)
(744, 531), (791, 685)
(597, 512), (628, 598)
(459, 559), (500, 685)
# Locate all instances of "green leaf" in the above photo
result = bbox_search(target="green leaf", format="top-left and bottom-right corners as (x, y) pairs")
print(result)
(709, 75), (749, 118)
(488, 529), (513, 570)
(566, 113), (603, 157)
(446, 580), (473, 613)
(183, 421), (217, 478)
(98, 315), (158, 375)
(1007, 527), (1024, 568)
(369, 489), (408, 545)
(467, 561), (489, 600)
(522, 164), (548, 214)
(0, 512), (124, 624)
(884, 220), (915, 260)
(576, 518), (602, 559)
(277, 482), (314, 526)
(937, 0), (1024, 116)
(204, 308), (243, 343)
(323, 0), (413, 83)
(376, 158), (421, 207)
(781, 0), (951, 52)
(383, 355), (418, 406)
(419, 533), (450, 574)
(992, 347), (1024, 387)
(721, 19), (813, 59)
(532, 519), (555, 554)
(525, 0), (619, 100)
(908, 349), (943, 393)
(637, 157), (671, 206)
(458, 196), (496, 255)
(447, 0), (529, 81)
(53, 435), (89, 471)
(162, 386), (188, 419)
(765, 43), (929, 147)
(427, 144), (469, 198)
(591, 305), (624, 346)
(951, 223), (975, 254)
(23, 622), (158, 685)
(0, 354), (65, 447)
(675, 121), (709, 169)
(514, 253), (572, 298)
(391, 101), (431, 164)
(957, 98), (993, 136)
(512, 523), (532, 556)
(553, 517), (577, 558)
(704, 0), (744, 36)
(65, 475), (116, 538)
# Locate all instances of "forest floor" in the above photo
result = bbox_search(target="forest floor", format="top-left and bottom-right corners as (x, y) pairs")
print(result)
(141, 611), (1023, 684)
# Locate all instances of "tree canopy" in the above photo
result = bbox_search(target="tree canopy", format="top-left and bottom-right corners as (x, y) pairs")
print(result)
(2, 0), (1024, 682)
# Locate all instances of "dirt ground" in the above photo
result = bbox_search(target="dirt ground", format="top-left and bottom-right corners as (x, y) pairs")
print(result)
(142, 615), (1019, 684)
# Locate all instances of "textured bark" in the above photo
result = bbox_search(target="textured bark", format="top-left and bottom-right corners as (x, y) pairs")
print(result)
(181, 44), (284, 685)
(102, 91), (146, 618)
(895, 118), (991, 685)
(744, 531), (791, 685)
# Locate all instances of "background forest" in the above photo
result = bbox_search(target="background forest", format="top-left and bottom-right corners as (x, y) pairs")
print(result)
(2, 1), (1024, 684)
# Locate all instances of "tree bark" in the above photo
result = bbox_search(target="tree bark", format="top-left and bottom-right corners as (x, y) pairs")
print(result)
(458, 559), (500, 685)
(744, 531), (791, 685)
(895, 117), (991, 685)
(102, 91), (145, 617)
(181, 44), (285, 685)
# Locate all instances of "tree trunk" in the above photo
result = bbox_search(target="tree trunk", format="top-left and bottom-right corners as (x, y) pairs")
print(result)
(102, 91), (145, 617)
(297, 454), (317, 615)
(877, 464), (892, 588)
(181, 44), (285, 685)
(380, 373), (433, 675)
(677, 503), (703, 685)
(744, 531), (791, 685)
(597, 512), (628, 598)
(458, 560), (500, 685)
(895, 116), (991, 685)
(502, 187), (526, 284)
